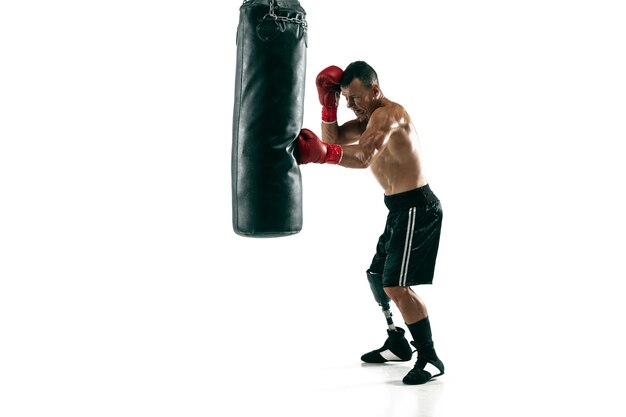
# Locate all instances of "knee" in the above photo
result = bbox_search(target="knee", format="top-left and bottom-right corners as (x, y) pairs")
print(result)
(383, 286), (410, 304)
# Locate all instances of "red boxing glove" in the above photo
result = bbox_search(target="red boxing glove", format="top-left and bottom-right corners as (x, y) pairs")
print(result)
(316, 65), (344, 123)
(295, 128), (342, 165)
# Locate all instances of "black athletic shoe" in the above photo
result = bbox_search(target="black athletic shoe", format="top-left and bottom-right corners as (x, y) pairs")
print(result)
(402, 341), (445, 385)
(361, 328), (414, 363)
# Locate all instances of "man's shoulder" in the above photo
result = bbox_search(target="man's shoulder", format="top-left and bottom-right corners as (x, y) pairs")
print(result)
(372, 101), (411, 124)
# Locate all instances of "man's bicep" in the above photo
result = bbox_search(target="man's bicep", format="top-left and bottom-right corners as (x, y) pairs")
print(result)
(337, 119), (365, 145)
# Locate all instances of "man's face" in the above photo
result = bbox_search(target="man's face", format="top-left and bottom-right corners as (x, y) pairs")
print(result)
(340, 78), (378, 122)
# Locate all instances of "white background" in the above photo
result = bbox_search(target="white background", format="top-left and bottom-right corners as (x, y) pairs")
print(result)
(2, 1), (625, 416)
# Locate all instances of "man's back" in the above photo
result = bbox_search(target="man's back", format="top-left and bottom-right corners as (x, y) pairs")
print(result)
(366, 99), (427, 195)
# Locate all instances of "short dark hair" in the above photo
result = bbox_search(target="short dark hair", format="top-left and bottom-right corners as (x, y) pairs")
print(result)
(340, 61), (379, 88)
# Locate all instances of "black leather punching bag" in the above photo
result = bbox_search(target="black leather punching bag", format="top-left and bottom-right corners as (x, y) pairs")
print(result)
(232, 0), (307, 237)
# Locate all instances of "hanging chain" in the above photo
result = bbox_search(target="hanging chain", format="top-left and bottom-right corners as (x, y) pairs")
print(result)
(266, 0), (307, 30)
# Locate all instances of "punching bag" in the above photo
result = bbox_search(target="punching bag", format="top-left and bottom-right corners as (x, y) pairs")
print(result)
(232, 0), (307, 237)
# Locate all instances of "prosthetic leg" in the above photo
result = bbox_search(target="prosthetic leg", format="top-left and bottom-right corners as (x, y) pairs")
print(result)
(360, 271), (414, 363)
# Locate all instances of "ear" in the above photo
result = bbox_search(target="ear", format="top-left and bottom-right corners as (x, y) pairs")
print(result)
(371, 83), (381, 99)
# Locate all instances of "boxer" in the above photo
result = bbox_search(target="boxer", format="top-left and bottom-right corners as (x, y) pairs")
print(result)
(296, 61), (445, 385)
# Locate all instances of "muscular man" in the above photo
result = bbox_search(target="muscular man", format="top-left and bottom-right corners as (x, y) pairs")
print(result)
(296, 61), (445, 385)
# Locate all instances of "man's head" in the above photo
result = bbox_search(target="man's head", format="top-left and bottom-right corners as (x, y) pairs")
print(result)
(340, 61), (379, 88)
(339, 61), (382, 121)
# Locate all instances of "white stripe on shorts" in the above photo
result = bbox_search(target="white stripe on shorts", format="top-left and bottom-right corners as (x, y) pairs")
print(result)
(399, 207), (416, 286)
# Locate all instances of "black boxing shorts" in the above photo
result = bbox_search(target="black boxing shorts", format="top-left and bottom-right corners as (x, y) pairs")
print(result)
(368, 184), (443, 287)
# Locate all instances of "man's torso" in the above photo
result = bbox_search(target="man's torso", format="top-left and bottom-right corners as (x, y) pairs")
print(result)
(365, 100), (427, 195)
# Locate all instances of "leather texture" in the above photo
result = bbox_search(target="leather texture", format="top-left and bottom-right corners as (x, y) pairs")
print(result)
(232, 0), (307, 237)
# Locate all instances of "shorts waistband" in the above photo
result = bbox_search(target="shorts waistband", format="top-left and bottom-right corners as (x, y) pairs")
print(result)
(384, 184), (439, 211)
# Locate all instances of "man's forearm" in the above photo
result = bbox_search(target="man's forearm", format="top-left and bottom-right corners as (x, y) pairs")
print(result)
(321, 121), (340, 144)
